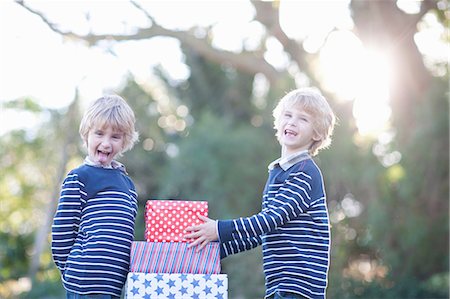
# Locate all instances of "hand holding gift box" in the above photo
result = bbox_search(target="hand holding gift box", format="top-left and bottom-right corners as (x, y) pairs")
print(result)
(184, 215), (219, 250)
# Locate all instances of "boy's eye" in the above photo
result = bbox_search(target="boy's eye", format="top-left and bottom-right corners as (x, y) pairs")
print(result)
(112, 134), (123, 140)
(94, 130), (104, 136)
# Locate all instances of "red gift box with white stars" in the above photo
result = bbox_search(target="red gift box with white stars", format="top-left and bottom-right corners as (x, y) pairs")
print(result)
(145, 200), (208, 242)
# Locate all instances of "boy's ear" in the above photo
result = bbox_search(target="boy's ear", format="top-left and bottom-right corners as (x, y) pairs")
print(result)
(312, 130), (322, 141)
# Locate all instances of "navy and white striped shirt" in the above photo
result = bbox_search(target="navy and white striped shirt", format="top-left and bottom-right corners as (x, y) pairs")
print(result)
(51, 163), (138, 296)
(218, 151), (330, 299)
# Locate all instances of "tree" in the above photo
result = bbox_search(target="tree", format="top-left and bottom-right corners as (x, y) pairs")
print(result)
(10, 1), (449, 298)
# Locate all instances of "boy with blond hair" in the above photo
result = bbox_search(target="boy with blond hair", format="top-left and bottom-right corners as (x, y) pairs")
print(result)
(52, 95), (139, 298)
(185, 88), (336, 299)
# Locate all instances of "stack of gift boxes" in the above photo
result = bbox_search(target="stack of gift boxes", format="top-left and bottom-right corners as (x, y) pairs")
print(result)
(125, 200), (228, 299)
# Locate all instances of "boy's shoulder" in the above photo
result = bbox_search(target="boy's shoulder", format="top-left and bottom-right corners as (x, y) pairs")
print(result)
(65, 164), (108, 183)
(66, 163), (135, 190)
(290, 158), (322, 179)
(67, 163), (92, 176)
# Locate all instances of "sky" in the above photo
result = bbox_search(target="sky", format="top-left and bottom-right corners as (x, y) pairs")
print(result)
(0, 0), (446, 137)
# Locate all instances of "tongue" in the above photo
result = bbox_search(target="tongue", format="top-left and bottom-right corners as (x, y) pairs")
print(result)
(98, 152), (109, 164)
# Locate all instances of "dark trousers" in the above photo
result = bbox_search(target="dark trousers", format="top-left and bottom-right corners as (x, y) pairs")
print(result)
(267, 290), (309, 299)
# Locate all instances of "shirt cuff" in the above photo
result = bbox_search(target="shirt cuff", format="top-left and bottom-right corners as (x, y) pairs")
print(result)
(217, 219), (234, 243)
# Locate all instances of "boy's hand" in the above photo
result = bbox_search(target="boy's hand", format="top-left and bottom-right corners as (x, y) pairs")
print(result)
(184, 215), (218, 250)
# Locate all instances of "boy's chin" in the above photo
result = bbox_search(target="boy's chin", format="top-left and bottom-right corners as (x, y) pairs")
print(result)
(98, 158), (113, 166)
(89, 155), (112, 166)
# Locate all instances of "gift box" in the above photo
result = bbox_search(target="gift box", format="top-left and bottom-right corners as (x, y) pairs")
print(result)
(130, 241), (221, 274)
(125, 273), (228, 299)
(145, 200), (208, 242)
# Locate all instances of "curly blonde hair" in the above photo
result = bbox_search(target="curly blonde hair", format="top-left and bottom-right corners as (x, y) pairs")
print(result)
(79, 95), (139, 155)
(273, 88), (336, 156)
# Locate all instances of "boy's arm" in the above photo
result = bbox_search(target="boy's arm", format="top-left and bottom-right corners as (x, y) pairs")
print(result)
(186, 167), (318, 252)
(185, 215), (263, 256)
(219, 235), (262, 259)
(51, 173), (83, 274)
(218, 169), (315, 244)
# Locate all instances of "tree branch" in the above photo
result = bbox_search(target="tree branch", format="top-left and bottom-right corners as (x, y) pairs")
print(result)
(250, 0), (323, 88)
(15, 0), (282, 83)
(15, 0), (79, 39)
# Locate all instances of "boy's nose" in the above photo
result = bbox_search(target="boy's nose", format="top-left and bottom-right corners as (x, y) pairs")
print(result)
(101, 138), (112, 148)
(287, 119), (297, 126)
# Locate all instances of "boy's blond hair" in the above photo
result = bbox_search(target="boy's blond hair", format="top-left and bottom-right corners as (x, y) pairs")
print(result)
(79, 95), (139, 155)
(273, 88), (336, 156)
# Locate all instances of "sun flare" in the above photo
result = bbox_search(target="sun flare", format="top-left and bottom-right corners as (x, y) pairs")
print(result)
(319, 30), (393, 137)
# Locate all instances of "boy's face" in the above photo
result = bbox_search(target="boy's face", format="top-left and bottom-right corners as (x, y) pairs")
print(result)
(277, 104), (320, 156)
(86, 124), (125, 167)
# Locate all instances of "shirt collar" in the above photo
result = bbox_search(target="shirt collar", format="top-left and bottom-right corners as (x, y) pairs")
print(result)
(84, 156), (128, 174)
(268, 149), (310, 171)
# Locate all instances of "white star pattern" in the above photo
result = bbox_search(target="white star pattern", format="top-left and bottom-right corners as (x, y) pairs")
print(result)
(125, 273), (228, 299)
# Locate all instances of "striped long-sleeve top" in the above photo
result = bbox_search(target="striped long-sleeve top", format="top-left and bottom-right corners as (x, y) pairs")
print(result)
(218, 151), (330, 299)
(51, 163), (138, 297)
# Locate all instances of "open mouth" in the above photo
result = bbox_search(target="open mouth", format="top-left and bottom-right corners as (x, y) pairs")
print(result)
(97, 150), (111, 163)
(284, 129), (297, 137)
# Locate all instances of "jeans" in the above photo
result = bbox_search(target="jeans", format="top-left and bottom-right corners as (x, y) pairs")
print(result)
(268, 291), (308, 299)
(66, 291), (120, 299)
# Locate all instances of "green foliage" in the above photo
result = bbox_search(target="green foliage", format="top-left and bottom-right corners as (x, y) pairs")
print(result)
(19, 271), (64, 299)
(2, 97), (42, 112)
(328, 274), (449, 299)
(0, 102), (81, 297)
(120, 79), (170, 197)
(0, 131), (48, 281)
(173, 46), (256, 123)
(370, 78), (449, 277)
(0, 232), (32, 281)
(1, 10), (448, 299)
(421, 272), (450, 298)
(326, 77), (449, 299)
(158, 112), (276, 216)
